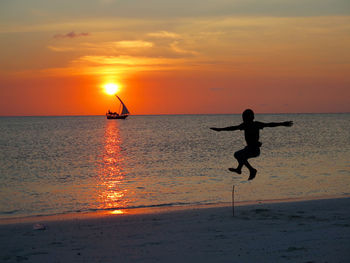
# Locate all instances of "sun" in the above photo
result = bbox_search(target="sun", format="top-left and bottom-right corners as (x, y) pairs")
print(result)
(104, 83), (120, 95)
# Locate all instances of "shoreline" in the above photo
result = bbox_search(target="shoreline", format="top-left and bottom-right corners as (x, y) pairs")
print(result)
(1, 196), (349, 262)
(1, 193), (349, 225)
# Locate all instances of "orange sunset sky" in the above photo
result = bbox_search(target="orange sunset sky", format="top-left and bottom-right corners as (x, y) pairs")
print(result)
(0, 0), (349, 116)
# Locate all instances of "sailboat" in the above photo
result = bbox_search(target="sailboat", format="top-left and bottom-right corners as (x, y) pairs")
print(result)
(106, 95), (130, 119)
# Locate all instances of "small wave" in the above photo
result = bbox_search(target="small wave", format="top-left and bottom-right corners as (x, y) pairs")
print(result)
(0, 202), (198, 220)
(0, 210), (20, 215)
(83, 202), (199, 214)
(0, 201), (211, 221)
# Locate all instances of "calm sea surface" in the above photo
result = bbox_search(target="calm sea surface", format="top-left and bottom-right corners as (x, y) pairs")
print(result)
(0, 114), (349, 218)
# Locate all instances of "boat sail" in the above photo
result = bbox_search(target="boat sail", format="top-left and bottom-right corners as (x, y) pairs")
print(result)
(106, 95), (130, 119)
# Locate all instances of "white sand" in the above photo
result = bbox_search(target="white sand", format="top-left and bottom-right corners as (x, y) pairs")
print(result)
(1, 197), (350, 263)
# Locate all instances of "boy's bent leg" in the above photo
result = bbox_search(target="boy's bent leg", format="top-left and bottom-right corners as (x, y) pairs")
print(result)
(229, 149), (245, 174)
(230, 147), (259, 180)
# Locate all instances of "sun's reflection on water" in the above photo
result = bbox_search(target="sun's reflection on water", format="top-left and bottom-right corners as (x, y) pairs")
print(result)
(110, 209), (124, 215)
(97, 120), (128, 214)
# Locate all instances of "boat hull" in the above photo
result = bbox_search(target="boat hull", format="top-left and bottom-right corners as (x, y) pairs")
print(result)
(106, 114), (128, 119)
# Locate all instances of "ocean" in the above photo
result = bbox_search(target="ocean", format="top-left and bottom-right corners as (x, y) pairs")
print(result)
(0, 114), (349, 219)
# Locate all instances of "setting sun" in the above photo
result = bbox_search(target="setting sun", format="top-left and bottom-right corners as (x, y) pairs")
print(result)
(104, 83), (120, 95)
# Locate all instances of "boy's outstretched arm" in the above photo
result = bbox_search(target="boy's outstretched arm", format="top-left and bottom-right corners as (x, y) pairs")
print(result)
(264, 121), (293, 128)
(210, 125), (241, 132)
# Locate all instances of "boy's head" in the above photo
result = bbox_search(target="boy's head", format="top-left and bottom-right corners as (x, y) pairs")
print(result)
(242, 109), (254, 123)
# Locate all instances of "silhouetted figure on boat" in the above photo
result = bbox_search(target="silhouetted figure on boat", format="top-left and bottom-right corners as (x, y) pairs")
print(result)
(210, 109), (293, 180)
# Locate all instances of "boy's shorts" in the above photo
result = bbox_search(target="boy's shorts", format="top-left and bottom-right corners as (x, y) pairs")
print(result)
(234, 146), (260, 161)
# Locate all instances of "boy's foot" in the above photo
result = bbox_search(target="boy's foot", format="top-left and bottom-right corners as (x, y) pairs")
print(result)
(248, 169), (257, 181)
(228, 168), (241, 174)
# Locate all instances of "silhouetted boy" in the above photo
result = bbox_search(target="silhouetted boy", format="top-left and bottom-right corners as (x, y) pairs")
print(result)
(210, 109), (293, 180)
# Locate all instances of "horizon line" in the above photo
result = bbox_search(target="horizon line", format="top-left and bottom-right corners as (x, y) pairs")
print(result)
(0, 112), (349, 117)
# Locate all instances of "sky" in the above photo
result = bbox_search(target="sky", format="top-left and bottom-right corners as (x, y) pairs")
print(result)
(0, 0), (349, 115)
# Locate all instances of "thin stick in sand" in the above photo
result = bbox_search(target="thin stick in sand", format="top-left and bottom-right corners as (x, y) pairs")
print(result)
(232, 184), (235, 217)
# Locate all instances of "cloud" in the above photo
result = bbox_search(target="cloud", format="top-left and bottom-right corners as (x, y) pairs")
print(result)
(115, 41), (153, 48)
(39, 54), (194, 77)
(54, 31), (90, 39)
(77, 55), (182, 66)
(148, 31), (180, 39)
(47, 46), (75, 52)
(170, 41), (198, 56)
(80, 40), (153, 52)
(47, 40), (153, 56)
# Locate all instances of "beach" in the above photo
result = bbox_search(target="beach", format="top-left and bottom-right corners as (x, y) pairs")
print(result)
(1, 197), (349, 263)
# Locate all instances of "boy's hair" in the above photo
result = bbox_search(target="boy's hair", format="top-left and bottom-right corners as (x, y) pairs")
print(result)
(242, 109), (254, 122)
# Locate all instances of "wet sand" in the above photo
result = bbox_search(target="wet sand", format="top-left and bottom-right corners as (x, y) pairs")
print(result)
(1, 197), (350, 262)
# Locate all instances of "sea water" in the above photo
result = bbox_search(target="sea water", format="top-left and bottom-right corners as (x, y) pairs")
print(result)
(0, 114), (349, 218)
